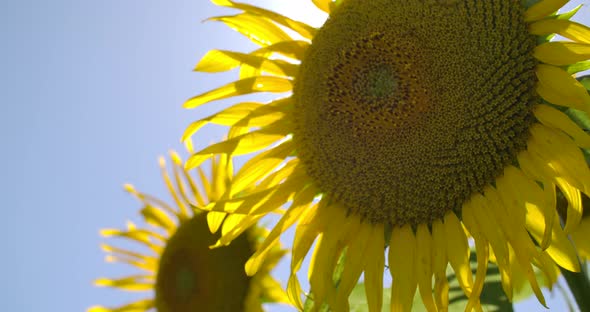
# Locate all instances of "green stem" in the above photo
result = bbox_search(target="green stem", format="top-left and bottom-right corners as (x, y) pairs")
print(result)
(560, 264), (590, 312)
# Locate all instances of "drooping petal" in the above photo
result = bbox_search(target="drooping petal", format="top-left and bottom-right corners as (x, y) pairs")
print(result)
(364, 223), (385, 312)
(431, 220), (449, 312)
(415, 224), (437, 312)
(389, 224), (418, 312)
(333, 219), (372, 312)
(443, 212), (473, 296)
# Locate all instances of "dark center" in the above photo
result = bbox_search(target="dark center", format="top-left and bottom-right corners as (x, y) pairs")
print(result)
(293, 0), (537, 226)
(155, 214), (253, 312)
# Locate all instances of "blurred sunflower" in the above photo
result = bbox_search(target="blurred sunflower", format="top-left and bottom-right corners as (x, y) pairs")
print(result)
(184, 0), (590, 311)
(89, 150), (288, 312)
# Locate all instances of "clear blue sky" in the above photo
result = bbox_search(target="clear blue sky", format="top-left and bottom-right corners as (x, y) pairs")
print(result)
(0, 0), (587, 311)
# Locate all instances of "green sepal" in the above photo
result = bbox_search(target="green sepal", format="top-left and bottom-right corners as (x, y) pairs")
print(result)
(565, 61), (590, 75)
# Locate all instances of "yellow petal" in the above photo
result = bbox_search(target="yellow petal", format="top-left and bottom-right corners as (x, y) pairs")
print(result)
(253, 40), (309, 62)
(389, 225), (418, 312)
(530, 124), (590, 194)
(233, 101), (289, 128)
(364, 223), (385, 312)
(99, 228), (151, 246)
(291, 202), (323, 273)
(309, 204), (356, 307)
(245, 186), (315, 275)
(469, 194), (513, 300)
(208, 13), (292, 46)
(537, 251), (560, 288)
(182, 102), (262, 141)
(524, 0), (569, 22)
(486, 185), (547, 307)
(124, 184), (177, 217)
(87, 299), (154, 312)
(231, 142), (294, 196)
(197, 166), (212, 203)
(504, 165), (555, 250)
(217, 214), (263, 247)
(287, 274), (305, 310)
(555, 178), (583, 234)
(525, 205), (580, 272)
(206, 211), (226, 234)
(238, 172), (307, 215)
(184, 76), (292, 109)
(140, 205), (176, 233)
(94, 276), (153, 291)
(431, 220), (449, 312)
(416, 224), (437, 312)
(529, 19), (590, 44)
(170, 151), (203, 213)
(185, 122), (288, 169)
(517, 151), (557, 250)
(334, 220), (372, 312)
(571, 217), (590, 260)
(466, 237), (488, 312)
(258, 275), (290, 304)
(536, 64), (590, 114)
(534, 104), (590, 148)
(159, 156), (189, 219)
(196, 49), (298, 77)
(211, 0), (317, 39)
(287, 203), (322, 308)
(312, 0), (332, 13)
(443, 212), (473, 295)
(534, 42), (590, 66)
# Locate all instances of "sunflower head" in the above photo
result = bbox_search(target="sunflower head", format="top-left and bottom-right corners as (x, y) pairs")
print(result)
(293, 0), (538, 226)
(89, 151), (288, 312)
(184, 0), (590, 311)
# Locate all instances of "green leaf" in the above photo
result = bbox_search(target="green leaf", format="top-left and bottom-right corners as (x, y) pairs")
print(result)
(554, 4), (583, 20)
(565, 61), (590, 75)
(577, 75), (590, 90)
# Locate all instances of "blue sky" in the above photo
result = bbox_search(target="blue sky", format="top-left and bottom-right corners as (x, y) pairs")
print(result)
(1, 0), (587, 311)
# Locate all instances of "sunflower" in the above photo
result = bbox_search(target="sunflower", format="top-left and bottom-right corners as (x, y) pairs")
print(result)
(183, 0), (590, 311)
(89, 150), (289, 312)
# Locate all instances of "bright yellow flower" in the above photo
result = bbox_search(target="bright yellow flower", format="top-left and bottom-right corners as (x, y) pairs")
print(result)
(184, 0), (590, 311)
(89, 151), (288, 312)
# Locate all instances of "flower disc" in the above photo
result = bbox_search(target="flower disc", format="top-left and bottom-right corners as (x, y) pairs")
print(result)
(293, 0), (538, 226)
(155, 213), (252, 312)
